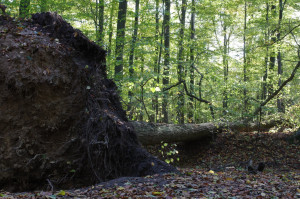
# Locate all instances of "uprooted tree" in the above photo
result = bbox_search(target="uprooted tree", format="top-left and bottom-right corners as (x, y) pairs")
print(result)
(0, 13), (176, 192)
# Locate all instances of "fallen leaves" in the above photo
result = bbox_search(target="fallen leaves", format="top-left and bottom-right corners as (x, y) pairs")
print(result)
(1, 167), (298, 198)
(1, 129), (299, 198)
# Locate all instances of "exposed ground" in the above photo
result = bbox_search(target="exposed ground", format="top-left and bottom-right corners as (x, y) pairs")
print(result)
(1, 128), (299, 198)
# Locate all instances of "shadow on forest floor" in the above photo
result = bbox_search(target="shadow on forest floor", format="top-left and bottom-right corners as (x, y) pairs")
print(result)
(176, 128), (299, 171)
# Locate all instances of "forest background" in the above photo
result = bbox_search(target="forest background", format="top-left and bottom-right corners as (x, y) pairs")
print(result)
(3, 0), (300, 126)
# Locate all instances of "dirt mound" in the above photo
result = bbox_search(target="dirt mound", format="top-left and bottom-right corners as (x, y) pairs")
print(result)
(0, 13), (176, 192)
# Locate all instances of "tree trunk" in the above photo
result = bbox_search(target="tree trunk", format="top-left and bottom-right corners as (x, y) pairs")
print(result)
(107, 0), (116, 78)
(269, 4), (277, 95)
(277, 0), (285, 113)
(243, 0), (248, 117)
(131, 120), (281, 145)
(223, 22), (229, 114)
(127, 0), (140, 119)
(262, 2), (269, 100)
(162, 0), (170, 123)
(108, 0), (116, 56)
(153, 0), (161, 123)
(188, 0), (195, 123)
(114, 0), (127, 82)
(176, 0), (186, 124)
(97, 0), (105, 45)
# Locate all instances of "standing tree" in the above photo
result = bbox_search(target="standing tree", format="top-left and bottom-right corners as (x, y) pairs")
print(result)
(114, 0), (127, 82)
(96, 0), (105, 45)
(127, 0), (140, 119)
(262, 2), (270, 101)
(177, 0), (186, 124)
(243, 0), (248, 117)
(269, 3), (277, 96)
(222, 18), (230, 115)
(162, 0), (170, 123)
(188, 0), (195, 122)
(107, 0), (117, 77)
(276, 0), (285, 113)
(153, 0), (162, 123)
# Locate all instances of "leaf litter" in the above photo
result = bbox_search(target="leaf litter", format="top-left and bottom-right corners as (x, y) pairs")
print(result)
(1, 128), (299, 198)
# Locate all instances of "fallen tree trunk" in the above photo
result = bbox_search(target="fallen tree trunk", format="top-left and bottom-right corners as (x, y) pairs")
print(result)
(131, 120), (281, 145)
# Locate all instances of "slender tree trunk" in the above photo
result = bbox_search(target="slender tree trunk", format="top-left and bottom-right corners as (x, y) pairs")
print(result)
(177, 0), (186, 124)
(269, 4), (277, 95)
(243, 0), (248, 117)
(107, 0), (116, 78)
(127, 0), (140, 119)
(262, 3), (269, 100)
(188, 0), (195, 123)
(139, 46), (145, 121)
(97, 0), (105, 45)
(153, 0), (161, 123)
(223, 23), (229, 115)
(162, 0), (170, 123)
(108, 0), (116, 56)
(114, 0), (128, 82)
(19, 0), (30, 18)
(277, 0), (285, 113)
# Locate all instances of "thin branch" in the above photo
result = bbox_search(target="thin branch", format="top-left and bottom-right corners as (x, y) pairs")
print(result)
(160, 80), (215, 119)
(255, 24), (300, 49)
(163, 80), (183, 91)
(182, 82), (215, 119)
(252, 61), (300, 117)
(276, 23), (300, 43)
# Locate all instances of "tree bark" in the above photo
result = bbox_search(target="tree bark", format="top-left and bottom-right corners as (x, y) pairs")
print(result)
(114, 0), (127, 82)
(243, 0), (248, 116)
(97, 0), (105, 45)
(276, 0), (285, 113)
(153, 0), (161, 123)
(162, 0), (170, 123)
(269, 4), (277, 95)
(188, 0), (195, 122)
(262, 2), (269, 100)
(176, 0), (186, 124)
(127, 0), (140, 119)
(131, 120), (281, 145)
(223, 21), (229, 114)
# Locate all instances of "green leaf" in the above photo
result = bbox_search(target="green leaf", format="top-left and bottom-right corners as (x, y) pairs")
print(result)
(57, 190), (66, 196)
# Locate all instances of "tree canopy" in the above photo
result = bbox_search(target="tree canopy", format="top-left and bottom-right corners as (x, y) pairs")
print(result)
(4, 0), (300, 125)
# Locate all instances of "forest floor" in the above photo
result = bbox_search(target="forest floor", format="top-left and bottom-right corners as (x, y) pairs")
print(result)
(1, 127), (299, 198)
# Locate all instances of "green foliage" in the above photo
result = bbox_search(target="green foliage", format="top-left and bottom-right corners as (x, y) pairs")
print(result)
(158, 142), (179, 164)
(3, 0), (299, 124)
(285, 104), (300, 127)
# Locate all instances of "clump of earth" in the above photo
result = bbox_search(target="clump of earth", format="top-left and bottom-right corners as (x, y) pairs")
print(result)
(0, 13), (176, 192)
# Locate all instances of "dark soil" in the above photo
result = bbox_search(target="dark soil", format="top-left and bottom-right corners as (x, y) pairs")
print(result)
(0, 13), (176, 192)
